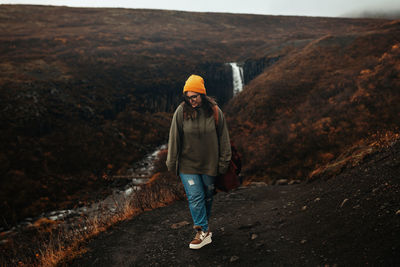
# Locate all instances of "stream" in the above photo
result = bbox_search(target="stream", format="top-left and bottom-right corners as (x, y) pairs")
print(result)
(1, 62), (245, 241)
(0, 144), (166, 240)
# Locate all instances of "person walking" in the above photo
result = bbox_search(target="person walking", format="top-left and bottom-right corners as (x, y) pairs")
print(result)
(166, 74), (231, 249)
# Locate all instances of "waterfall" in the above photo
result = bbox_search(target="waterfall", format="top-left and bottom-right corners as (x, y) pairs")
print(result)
(229, 62), (244, 95)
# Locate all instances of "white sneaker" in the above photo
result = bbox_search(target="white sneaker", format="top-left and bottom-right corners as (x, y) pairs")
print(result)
(189, 231), (212, 249)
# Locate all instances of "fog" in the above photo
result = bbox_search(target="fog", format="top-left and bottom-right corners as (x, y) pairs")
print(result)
(1, 0), (399, 17)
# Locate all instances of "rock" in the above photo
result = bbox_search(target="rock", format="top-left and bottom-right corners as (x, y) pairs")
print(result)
(230, 256), (239, 262)
(288, 180), (301, 185)
(238, 221), (261, 230)
(314, 197), (321, 202)
(276, 179), (288, 185)
(251, 233), (258, 240)
(396, 210), (400, 215)
(170, 221), (190, 229)
(340, 198), (349, 208)
(250, 182), (268, 187)
(256, 242), (264, 247)
(33, 218), (57, 228)
(0, 239), (9, 245)
(302, 205), (307, 211)
(301, 239), (307, 244)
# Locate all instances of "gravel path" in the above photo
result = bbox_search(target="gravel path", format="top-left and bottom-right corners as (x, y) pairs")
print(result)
(69, 142), (400, 266)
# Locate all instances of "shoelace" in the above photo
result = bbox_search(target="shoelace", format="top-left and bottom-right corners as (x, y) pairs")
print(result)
(194, 231), (207, 241)
(199, 231), (207, 240)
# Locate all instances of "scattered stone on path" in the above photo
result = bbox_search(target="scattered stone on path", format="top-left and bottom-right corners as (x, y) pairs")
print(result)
(238, 221), (261, 230)
(251, 233), (258, 240)
(250, 182), (268, 187)
(300, 239), (307, 244)
(302, 205), (307, 211)
(396, 210), (400, 215)
(0, 239), (9, 245)
(276, 179), (288, 185)
(288, 179), (301, 185)
(314, 197), (321, 202)
(170, 221), (190, 229)
(256, 242), (264, 248)
(340, 198), (349, 208)
(230, 256), (239, 262)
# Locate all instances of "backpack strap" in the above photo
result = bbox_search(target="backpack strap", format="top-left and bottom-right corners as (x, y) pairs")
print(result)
(212, 105), (219, 127)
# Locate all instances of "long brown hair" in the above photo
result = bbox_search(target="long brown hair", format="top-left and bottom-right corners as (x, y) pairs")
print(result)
(181, 93), (217, 120)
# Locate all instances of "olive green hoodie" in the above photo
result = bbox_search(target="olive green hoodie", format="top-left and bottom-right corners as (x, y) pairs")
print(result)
(166, 104), (231, 176)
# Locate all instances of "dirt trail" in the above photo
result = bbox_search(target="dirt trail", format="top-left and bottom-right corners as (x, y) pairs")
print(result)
(68, 143), (400, 266)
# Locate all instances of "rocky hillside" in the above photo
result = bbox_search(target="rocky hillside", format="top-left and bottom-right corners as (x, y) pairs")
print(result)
(0, 4), (394, 227)
(226, 20), (400, 182)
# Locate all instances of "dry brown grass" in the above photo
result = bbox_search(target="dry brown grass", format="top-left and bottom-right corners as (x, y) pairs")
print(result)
(1, 171), (184, 266)
(226, 26), (400, 183)
(308, 130), (400, 180)
(0, 4), (390, 228)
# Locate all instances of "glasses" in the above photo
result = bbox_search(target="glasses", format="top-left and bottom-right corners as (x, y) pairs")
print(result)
(186, 94), (200, 101)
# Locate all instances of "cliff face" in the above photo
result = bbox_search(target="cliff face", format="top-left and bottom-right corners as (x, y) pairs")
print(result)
(243, 56), (282, 85)
(136, 62), (234, 112)
(0, 4), (392, 227)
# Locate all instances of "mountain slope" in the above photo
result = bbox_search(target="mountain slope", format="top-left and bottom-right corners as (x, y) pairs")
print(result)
(0, 5), (393, 226)
(226, 20), (400, 182)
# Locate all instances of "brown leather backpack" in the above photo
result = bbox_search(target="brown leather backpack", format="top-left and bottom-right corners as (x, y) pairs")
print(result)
(212, 106), (242, 192)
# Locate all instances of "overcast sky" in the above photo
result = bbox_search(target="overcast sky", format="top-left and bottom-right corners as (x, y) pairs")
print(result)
(0, 0), (399, 17)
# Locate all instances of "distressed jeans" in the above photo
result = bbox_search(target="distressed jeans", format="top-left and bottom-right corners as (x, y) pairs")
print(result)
(179, 173), (215, 232)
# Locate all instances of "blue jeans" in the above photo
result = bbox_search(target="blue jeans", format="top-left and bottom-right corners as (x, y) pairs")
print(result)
(180, 173), (215, 232)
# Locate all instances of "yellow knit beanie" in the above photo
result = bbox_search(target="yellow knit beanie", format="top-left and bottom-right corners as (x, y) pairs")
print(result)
(183, 74), (206, 95)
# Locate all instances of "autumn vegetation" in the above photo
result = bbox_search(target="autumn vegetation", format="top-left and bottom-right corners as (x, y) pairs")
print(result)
(226, 23), (400, 182)
(1, 5), (393, 227)
(1, 150), (183, 266)
(0, 4), (399, 265)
